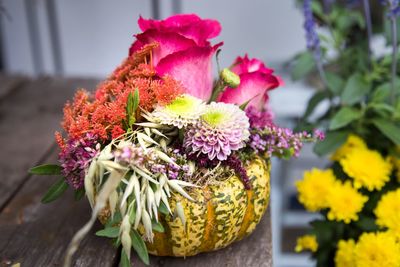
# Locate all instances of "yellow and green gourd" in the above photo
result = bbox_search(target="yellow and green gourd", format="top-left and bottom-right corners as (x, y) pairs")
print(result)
(146, 156), (270, 257)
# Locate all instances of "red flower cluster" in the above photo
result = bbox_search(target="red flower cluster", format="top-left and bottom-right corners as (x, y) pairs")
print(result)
(58, 43), (183, 143)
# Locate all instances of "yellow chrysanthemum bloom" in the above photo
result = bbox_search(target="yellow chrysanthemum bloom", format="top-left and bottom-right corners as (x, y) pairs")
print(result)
(335, 239), (356, 267)
(354, 232), (400, 267)
(375, 189), (400, 238)
(331, 134), (367, 161)
(296, 168), (337, 212)
(326, 181), (368, 223)
(295, 234), (318, 253)
(340, 148), (392, 191)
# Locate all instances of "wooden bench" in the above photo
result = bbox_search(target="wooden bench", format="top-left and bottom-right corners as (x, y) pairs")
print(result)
(0, 75), (272, 267)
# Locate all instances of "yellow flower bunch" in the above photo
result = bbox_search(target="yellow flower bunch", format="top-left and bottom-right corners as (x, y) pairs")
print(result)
(331, 134), (367, 161)
(295, 169), (336, 211)
(354, 232), (400, 267)
(375, 189), (400, 239)
(295, 234), (318, 252)
(340, 147), (392, 191)
(327, 181), (368, 223)
(296, 168), (367, 223)
(335, 233), (400, 267)
(335, 239), (356, 267)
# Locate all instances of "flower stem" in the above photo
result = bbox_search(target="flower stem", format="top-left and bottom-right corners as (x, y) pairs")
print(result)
(314, 52), (327, 88)
(362, 0), (373, 69)
(390, 16), (398, 104)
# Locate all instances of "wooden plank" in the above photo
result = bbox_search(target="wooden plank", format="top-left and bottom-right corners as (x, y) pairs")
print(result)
(0, 77), (98, 209)
(0, 74), (27, 101)
(0, 149), (118, 267)
(133, 211), (272, 267)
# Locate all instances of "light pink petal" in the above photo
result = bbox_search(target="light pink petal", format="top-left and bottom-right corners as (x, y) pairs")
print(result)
(156, 43), (223, 100)
(138, 14), (221, 46)
(218, 72), (280, 110)
(129, 29), (197, 65)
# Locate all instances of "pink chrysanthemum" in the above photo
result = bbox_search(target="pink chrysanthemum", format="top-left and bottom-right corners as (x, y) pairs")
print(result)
(183, 102), (250, 160)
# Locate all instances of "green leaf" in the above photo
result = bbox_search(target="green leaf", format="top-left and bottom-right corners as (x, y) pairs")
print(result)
(132, 88), (140, 111)
(106, 211), (122, 228)
(119, 250), (131, 267)
(126, 92), (134, 116)
(329, 107), (361, 130)
(126, 89), (140, 128)
(369, 103), (394, 117)
(372, 83), (391, 103)
(152, 220), (165, 233)
(159, 202), (169, 215)
(303, 91), (329, 118)
(29, 164), (62, 175)
(314, 131), (349, 156)
(372, 119), (400, 145)
(354, 215), (379, 231)
(129, 206), (136, 225)
(74, 188), (85, 201)
(131, 229), (150, 265)
(291, 51), (316, 80)
(41, 177), (68, 203)
(341, 73), (370, 105)
(96, 226), (120, 238)
(326, 72), (344, 95)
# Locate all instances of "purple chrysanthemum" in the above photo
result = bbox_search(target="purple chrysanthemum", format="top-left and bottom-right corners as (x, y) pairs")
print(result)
(59, 133), (100, 189)
(183, 102), (250, 161)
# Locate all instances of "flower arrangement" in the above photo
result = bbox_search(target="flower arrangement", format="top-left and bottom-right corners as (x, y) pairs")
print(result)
(30, 14), (316, 266)
(293, 1), (400, 266)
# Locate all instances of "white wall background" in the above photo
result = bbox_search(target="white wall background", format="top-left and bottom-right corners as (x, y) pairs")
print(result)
(0, 0), (306, 78)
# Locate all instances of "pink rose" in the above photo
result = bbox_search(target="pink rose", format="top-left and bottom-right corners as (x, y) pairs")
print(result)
(218, 55), (282, 110)
(129, 14), (222, 100)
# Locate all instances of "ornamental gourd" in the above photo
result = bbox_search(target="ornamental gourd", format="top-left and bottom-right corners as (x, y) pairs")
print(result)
(99, 157), (270, 256)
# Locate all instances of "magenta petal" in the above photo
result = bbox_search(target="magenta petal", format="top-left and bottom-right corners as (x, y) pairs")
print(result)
(138, 14), (221, 46)
(130, 29), (197, 65)
(218, 72), (280, 110)
(156, 43), (222, 100)
(231, 54), (274, 76)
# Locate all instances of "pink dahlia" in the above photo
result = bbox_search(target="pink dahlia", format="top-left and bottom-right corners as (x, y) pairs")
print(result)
(183, 102), (250, 161)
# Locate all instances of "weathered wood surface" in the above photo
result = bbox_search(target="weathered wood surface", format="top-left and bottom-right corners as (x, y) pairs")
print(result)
(0, 75), (272, 267)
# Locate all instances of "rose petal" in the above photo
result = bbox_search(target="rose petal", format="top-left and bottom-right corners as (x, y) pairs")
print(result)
(138, 14), (221, 46)
(231, 54), (274, 76)
(218, 72), (280, 110)
(156, 43), (223, 100)
(129, 29), (197, 65)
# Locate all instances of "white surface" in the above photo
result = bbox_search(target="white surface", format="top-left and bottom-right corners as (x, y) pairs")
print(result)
(1, 1), (307, 77)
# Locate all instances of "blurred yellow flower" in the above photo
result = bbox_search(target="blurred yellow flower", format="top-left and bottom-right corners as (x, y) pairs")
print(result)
(296, 168), (337, 212)
(335, 239), (356, 267)
(331, 134), (367, 161)
(295, 234), (318, 253)
(327, 181), (368, 223)
(354, 232), (400, 267)
(375, 189), (400, 239)
(340, 148), (392, 191)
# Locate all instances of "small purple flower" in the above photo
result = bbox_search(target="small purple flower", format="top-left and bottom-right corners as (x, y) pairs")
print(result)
(245, 106), (274, 129)
(59, 133), (100, 189)
(380, 0), (400, 18)
(303, 0), (321, 53)
(313, 129), (325, 141)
